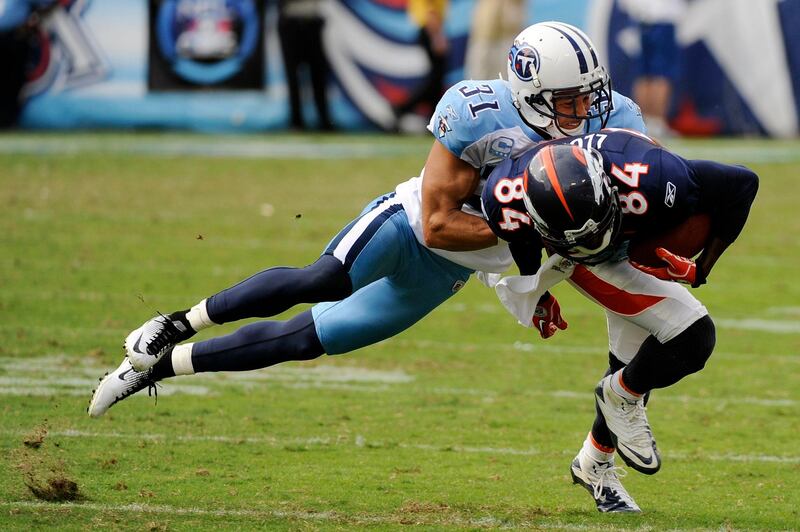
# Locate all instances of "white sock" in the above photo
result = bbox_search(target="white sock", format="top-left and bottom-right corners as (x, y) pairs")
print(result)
(172, 343), (195, 376)
(610, 369), (643, 402)
(584, 433), (614, 463)
(186, 299), (216, 332)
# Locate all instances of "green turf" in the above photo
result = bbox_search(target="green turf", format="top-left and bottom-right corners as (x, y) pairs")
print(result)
(1, 132), (798, 530)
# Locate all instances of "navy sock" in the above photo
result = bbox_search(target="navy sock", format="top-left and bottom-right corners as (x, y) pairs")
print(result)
(150, 348), (176, 381)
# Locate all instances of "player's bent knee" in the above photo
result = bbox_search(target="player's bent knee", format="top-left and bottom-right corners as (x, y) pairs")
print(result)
(607, 352), (627, 373)
(672, 314), (716, 374)
(690, 314), (716, 370)
(279, 311), (326, 360)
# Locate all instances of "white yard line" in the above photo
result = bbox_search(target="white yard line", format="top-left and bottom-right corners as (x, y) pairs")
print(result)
(714, 318), (800, 334)
(0, 137), (424, 160)
(0, 385), (210, 397)
(2, 134), (799, 165)
(1, 377), (796, 407)
(1, 428), (797, 465)
(765, 306), (800, 316)
(1, 355), (797, 406)
(3, 316), (800, 335)
(0, 500), (669, 531)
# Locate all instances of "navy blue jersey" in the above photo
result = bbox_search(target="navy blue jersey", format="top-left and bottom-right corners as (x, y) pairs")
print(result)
(481, 128), (758, 273)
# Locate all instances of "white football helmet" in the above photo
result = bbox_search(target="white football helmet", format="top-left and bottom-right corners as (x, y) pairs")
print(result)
(507, 22), (612, 138)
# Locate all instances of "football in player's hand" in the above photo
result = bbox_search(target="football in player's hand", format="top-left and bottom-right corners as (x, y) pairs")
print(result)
(628, 213), (711, 267)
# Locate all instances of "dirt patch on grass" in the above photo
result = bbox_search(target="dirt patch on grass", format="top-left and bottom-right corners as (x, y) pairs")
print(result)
(23, 424), (47, 449)
(23, 473), (81, 502)
(399, 500), (452, 514)
(13, 422), (84, 502)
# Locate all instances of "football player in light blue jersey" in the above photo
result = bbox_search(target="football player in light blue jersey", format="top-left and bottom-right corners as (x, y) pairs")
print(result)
(400, 21), (645, 275)
(88, 25), (647, 509)
(429, 76), (644, 171)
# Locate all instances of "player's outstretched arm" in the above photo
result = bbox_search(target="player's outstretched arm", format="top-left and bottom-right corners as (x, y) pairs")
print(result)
(690, 160), (759, 284)
(420, 141), (498, 251)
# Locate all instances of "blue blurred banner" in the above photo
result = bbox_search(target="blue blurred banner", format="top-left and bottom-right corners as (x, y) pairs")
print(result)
(17, 0), (473, 131)
(15, 0), (800, 136)
(588, 0), (800, 137)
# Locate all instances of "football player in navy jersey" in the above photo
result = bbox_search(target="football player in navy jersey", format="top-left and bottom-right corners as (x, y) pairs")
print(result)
(88, 23), (652, 505)
(481, 128), (758, 512)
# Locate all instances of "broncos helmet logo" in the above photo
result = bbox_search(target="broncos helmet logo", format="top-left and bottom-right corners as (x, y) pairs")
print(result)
(511, 45), (540, 81)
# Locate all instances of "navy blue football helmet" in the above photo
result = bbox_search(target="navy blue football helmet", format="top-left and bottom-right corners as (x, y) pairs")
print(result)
(522, 143), (621, 264)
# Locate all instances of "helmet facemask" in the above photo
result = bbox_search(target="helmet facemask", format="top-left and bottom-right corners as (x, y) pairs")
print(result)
(533, 187), (621, 265)
(554, 188), (621, 265)
(524, 76), (614, 138)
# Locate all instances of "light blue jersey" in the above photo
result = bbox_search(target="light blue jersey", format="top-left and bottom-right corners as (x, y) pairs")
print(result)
(429, 79), (645, 170)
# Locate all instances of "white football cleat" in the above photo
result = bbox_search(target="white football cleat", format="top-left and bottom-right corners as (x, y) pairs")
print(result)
(88, 358), (157, 418)
(570, 449), (641, 513)
(595, 375), (661, 474)
(125, 313), (191, 371)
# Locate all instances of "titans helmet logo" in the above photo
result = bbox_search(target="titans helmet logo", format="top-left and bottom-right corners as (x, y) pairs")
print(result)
(511, 45), (540, 82)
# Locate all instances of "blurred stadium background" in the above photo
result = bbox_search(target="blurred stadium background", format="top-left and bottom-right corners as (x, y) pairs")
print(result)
(2, 0), (799, 135)
(2, 0), (799, 530)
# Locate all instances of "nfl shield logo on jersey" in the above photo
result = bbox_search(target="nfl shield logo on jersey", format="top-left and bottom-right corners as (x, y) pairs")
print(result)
(445, 105), (460, 121)
(437, 115), (452, 138)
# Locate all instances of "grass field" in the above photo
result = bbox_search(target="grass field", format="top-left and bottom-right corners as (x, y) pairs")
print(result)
(1, 132), (798, 530)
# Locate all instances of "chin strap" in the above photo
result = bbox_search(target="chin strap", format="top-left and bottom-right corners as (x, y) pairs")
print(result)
(534, 125), (554, 139)
(516, 111), (553, 139)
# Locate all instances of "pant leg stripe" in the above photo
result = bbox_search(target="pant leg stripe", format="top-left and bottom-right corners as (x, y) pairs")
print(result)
(325, 193), (395, 255)
(324, 218), (360, 255)
(342, 204), (404, 269)
(331, 197), (403, 270)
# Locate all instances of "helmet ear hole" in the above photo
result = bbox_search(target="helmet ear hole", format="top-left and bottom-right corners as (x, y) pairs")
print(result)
(529, 94), (546, 106)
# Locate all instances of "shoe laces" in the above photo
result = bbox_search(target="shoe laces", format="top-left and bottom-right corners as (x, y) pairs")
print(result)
(146, 377), (161, 406)
(113, 368), (160, 406)
(622, 400), (654, 445)
(613, 388), (649, 423)
(148, 312), (183, 356)
(593, 462), (630, 501)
